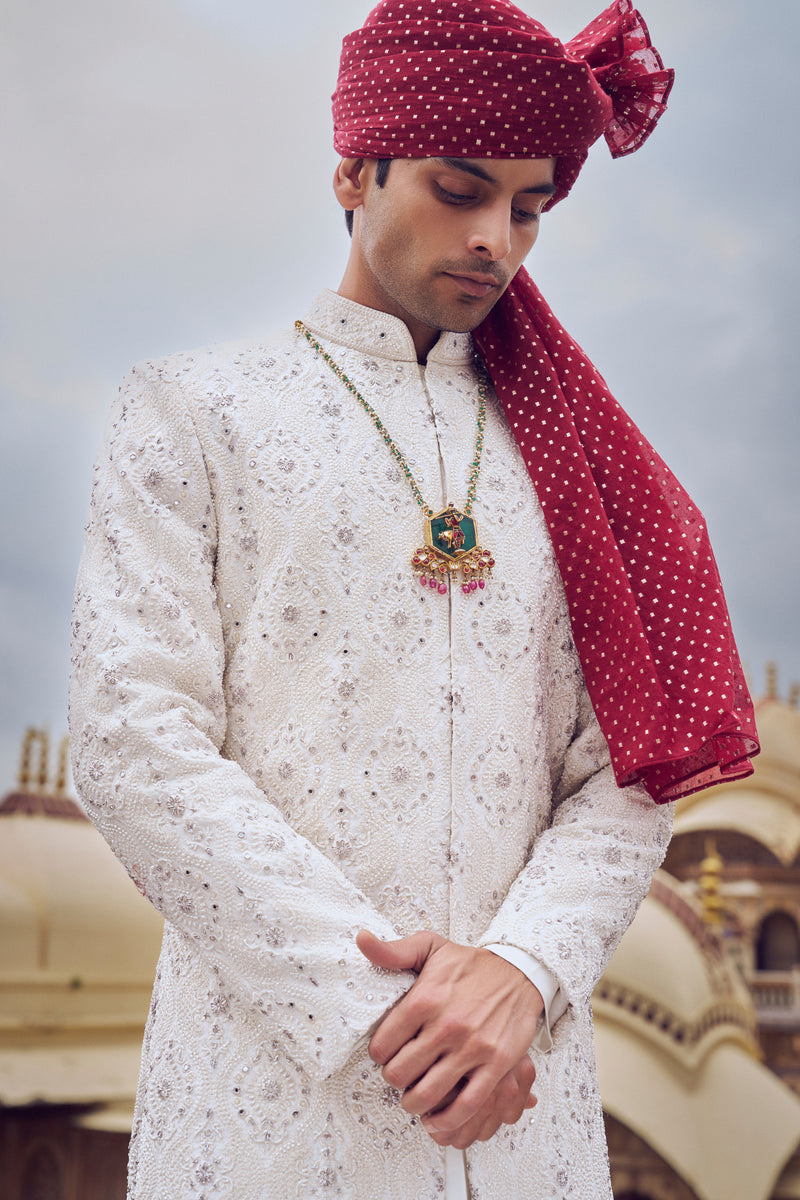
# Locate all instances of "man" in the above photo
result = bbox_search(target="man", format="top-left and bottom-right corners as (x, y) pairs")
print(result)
(69, 2), (757, 1198)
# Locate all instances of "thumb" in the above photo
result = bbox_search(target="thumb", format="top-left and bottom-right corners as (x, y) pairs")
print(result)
(356, 928), (446, 973)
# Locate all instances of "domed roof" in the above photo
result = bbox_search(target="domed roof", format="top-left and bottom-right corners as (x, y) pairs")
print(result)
(0, 730), (163, 1107)
(0, 789), (163, 979)
(673, 697), (800, 864)
(594, 871), (800, 1200)
(595, 871), (756, 1067)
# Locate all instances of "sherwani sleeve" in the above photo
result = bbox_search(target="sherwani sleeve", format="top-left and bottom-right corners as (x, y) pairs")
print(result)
(69, 364), (414, 1080)
(476, 685), (673, 1027)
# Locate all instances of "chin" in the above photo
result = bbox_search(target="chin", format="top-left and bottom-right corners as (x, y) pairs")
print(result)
(441, 300), (500, 334)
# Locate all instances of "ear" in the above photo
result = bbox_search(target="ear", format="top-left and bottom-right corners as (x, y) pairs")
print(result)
(333, 157), (372, 213)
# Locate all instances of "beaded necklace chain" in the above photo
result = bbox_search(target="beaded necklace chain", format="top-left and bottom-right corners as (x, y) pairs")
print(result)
(296, 320), (495, 594)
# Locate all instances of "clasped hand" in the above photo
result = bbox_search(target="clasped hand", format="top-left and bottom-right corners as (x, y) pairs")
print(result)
(356, 929), (542, 1149)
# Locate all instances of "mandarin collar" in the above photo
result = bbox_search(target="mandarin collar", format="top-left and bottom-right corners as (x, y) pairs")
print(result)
(301, 290), (475, 367)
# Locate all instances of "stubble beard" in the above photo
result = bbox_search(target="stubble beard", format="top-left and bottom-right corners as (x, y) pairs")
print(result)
(390, 266), (509, 335)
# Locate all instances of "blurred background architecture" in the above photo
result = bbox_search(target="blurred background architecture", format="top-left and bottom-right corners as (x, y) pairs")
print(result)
(2, 672), (800, 1199)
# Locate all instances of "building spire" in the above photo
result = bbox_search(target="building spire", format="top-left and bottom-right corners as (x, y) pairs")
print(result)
(18, 727), (49, 791)
(699, 838), (725, 928)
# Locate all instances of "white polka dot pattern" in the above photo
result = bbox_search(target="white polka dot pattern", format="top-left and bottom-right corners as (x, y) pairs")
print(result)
(333, 0), (674, 206)
(473, 269), (759, 802)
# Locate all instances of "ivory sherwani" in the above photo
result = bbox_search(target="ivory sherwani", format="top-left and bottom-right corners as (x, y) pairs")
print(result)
(70, 290), (672, 1199)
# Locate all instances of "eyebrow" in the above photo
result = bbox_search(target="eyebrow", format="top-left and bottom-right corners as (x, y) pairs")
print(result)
(438, 157), (557, 196)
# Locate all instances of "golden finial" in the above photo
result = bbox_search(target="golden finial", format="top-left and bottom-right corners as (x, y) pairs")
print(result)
(18, 727), (36, 788)
(54, 735), (70, 796)
(36, 729), (50, 790)
(766, 662), (778, 700)
(17, 728), (53, 793)
(699, 837), (724, 927)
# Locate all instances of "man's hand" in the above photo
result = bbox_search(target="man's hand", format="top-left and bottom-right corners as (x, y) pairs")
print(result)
(356, 929), (543, 1146)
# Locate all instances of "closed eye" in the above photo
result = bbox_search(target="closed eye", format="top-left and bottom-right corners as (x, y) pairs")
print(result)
(512, 208), (541, 225)
(434, 182), (476, 205)
(435, 182), (541, 225)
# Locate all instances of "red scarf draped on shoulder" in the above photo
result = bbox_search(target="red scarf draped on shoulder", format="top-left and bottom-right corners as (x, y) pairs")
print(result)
(334, 0), (759, 801)
(474, 273), (758, 800)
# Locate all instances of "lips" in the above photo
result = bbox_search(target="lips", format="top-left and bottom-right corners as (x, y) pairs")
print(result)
(444, 272), (502, 298)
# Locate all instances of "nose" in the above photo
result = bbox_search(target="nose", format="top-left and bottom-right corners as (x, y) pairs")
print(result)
(466, 203), (512, 261)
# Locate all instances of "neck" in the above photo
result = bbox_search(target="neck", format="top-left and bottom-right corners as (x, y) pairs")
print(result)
(336, 268), (439, 364)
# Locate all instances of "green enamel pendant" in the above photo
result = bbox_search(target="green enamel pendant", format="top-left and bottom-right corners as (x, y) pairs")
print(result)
(412, 504), (495, 595)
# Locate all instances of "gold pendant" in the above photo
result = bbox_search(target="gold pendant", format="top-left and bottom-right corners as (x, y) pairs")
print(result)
(411, 504), (495, 595)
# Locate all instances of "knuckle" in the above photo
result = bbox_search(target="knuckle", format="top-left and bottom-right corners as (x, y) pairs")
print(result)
(438, 1012), (469, 1043)
(402, 993), (429, 1025)
(459, 1031), (495, 1065)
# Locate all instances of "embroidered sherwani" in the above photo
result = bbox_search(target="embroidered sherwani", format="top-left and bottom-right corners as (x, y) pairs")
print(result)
(69, 290), (672, 1200)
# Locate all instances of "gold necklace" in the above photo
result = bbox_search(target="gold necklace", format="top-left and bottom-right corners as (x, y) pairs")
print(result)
(296, 320), (495, 594)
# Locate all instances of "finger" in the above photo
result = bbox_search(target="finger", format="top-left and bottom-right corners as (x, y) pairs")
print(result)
(423, 1074), (537, 1149)
(515, 1056), (536, 1098)
(473, 1088), (537, 1141)
(381, 1012), (475, 1093)
(462, 1111), (504, 1148)
(424, 1087), (508, 1149)
(426, 1082), (463, 1116)
(393, 1024), (532, 1110)
(492, 1083), (530, 1127)
(423, 1065), (509, 1133)
(422, 1056), (533, 1128)
(369, 1013), (425, 1069)
(356, 929), (444, 973)
(426, 1110), (490, 1149)
(483, 1069), (527, 1124)
(395, 1050), (474, 1115)
(368, 959), (449, 1066)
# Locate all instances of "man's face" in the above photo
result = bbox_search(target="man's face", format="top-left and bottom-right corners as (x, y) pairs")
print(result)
(339, 156), (556, 352)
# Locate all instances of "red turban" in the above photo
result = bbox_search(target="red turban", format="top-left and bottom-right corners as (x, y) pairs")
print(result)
(333, 0), (759, 801)
(333, 0), (674, 204)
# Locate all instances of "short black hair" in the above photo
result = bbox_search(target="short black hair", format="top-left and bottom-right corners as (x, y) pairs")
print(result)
(345, 158), (392, 236)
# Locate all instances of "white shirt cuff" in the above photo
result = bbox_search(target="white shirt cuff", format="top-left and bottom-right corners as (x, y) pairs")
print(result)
(484, 944), (567, 1050)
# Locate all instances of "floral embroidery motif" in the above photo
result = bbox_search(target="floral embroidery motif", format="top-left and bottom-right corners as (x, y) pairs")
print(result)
(247, 429), (322, 506)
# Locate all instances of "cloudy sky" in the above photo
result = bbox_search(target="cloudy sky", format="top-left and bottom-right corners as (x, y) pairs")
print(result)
(2, 0), (797, 790)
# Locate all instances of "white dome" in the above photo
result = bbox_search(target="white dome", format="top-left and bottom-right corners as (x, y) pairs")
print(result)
(0, 788), (163, 1106)
(595, 871), (800, 1200)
